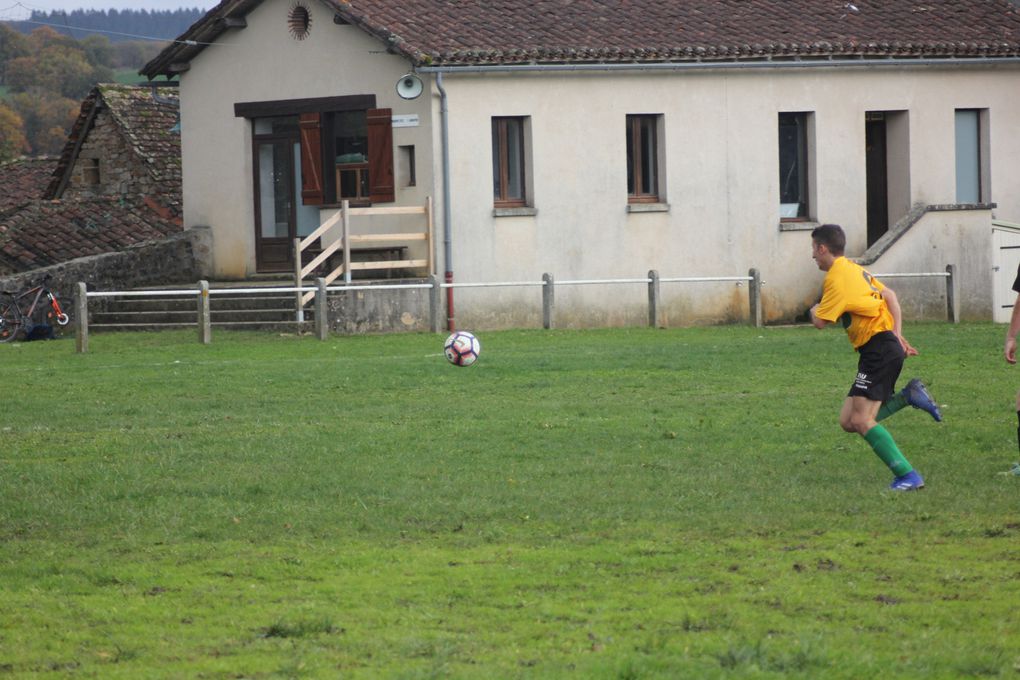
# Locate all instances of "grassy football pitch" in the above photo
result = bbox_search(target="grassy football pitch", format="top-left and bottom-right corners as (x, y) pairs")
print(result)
(1, 324), (1018, 678)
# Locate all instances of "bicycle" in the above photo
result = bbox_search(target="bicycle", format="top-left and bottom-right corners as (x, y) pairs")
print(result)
(0, 276), (71, 342)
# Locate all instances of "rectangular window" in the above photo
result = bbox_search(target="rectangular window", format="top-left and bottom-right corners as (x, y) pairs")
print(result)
(330, 110), (369, 202)
(304, 108), (393, 205)
(779, 112), (812, 220)
(955, 109), (986, 204)
(626, 114), (659, 203)
(399, 144), (416, 187)
(82, 158), (100, 185)
(492, 117), (526, 207)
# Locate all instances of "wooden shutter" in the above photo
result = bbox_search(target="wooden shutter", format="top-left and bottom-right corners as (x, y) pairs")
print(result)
(298, 112), (323, 205)
(367, 108), (395, 203)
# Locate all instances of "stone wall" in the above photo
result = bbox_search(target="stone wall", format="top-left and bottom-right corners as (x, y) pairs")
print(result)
(0, 227), (211, 305)
(327, 280), (432, 334)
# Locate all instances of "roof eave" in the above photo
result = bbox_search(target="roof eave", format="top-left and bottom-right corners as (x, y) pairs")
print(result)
(140, 0), (262, 80)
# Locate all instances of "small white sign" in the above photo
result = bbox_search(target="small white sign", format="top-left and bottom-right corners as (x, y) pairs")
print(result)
(392, 114), (419, 128)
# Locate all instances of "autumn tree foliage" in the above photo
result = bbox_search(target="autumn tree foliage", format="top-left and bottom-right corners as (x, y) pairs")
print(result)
(0, 102), (29, 162)
(0, 23), (30, 84)
(0, 25), (117, 156)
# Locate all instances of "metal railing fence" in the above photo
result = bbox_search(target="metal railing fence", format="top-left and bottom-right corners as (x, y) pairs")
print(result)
(71, 265), (957, 353)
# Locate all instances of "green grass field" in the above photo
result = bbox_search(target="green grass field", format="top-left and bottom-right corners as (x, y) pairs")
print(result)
(1, 324), (1018, 678)
(113, 68), (142, 85)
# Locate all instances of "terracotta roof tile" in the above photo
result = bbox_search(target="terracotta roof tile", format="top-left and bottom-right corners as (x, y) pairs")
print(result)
(98, 84), (181, 185)
(143, 0), (1020, 76)
(335, 0), (1020, 65)
(0, 157), (58, 216)
(0, 197), (183, 272)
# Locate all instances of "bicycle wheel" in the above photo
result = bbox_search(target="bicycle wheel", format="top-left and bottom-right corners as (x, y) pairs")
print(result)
(0, 301), (24, 342)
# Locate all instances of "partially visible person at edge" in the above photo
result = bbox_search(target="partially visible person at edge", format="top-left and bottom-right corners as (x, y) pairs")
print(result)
(809, 223), (943, 491)
(1001, 261), (1020, 476)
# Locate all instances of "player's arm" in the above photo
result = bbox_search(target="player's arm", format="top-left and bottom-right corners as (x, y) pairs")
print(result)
(810, 279), (841, 329)
(880, 287), (918, 357)
(1004, 294), (1020, 364)
(809, 304), (830, 329)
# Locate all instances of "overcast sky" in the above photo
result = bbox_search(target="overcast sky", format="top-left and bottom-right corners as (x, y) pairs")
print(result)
(1, 0), (215, 21)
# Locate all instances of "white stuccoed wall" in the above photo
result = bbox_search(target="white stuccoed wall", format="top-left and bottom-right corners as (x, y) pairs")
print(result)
(174, 0), (1020, 326)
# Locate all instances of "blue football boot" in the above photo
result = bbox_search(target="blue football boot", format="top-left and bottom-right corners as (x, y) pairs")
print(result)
(890, 470), (925, 491)
(904, 379), (942, 422)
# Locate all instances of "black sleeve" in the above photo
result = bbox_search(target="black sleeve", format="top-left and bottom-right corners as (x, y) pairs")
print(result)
(1013, 263), (1020, 294)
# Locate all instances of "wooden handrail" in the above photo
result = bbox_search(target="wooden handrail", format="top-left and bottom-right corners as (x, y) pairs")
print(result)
(295, 197), (434, 310)
(299, 210), (342, 251)
(348, 205), (428, 216)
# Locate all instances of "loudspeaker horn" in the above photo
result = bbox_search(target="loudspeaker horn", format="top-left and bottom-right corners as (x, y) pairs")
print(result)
(396, 73), (424, 100)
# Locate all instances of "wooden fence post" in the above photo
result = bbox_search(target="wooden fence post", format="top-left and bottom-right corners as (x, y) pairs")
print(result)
(542, 273), (555, 330)
(75, 281), (88, 354)
(748, 268), (763, 328)
(946, 264), (959, 323)
(315, 277), (328, 340)
(647, 270), (660, 328)
(197, 280), (211, 344)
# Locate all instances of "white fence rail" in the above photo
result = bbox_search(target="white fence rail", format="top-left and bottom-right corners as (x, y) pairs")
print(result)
(72, 265), (958, 353)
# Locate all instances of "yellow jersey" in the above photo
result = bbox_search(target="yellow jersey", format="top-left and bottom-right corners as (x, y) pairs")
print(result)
(814, 256), (894, 349)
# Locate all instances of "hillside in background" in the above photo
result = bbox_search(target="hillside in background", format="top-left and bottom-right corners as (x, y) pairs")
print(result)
(4, 8), (205, 43)
(0, 14), (189, 161)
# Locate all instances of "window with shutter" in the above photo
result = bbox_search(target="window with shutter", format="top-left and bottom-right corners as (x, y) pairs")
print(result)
(242, 96), (392, 207)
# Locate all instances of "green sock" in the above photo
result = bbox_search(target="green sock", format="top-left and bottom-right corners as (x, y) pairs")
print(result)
(863, 424), (913, 477)
(876, 391), (908, 422)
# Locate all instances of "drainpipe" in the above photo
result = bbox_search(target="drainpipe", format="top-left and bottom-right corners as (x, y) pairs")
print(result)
(149, 82), (177, 105)
(436, 71), (455, 331)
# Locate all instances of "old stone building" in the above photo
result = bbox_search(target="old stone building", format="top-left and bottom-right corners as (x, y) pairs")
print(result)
(0, 84), (185, 280)
(45, 83), (182, 211)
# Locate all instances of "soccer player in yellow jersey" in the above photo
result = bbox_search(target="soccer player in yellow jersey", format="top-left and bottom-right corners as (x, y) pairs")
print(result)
(1002, 262), (1020, 475)
(809, 224), (942, 491)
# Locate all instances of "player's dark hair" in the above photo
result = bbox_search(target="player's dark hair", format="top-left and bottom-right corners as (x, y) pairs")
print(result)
(811, 223), (846, 255)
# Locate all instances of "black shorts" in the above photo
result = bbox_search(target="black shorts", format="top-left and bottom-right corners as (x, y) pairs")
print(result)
(848, 331), (905, 402)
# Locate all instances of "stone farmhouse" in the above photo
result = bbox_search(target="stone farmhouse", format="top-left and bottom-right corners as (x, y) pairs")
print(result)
(128, 0), (1019, 328)
(0, 84), (194, 287)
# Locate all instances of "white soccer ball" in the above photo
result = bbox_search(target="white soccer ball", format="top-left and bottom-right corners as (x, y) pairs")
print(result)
(444, 331), (480, 367)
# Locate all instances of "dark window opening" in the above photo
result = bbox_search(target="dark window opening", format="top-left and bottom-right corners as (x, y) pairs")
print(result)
(779, 112), (809, 220)
(492, 117), (526, 207)
(627, 114), (659, 203)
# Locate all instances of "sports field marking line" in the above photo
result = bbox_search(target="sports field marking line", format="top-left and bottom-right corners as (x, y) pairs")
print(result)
(1, 354), (456, 373)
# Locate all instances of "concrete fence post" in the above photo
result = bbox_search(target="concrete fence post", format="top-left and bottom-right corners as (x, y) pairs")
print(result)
(748, 268), (763, 328)
(946, 264), (959, 323)
(294, 237), (304, 323)
(74, 281), (88, 354)
(197, 280), (211, 344)
(315, 277), (328, 340)
(647, 270), (660, 328)
(542, 273), (555, 330)
(428, 274), (442, 333)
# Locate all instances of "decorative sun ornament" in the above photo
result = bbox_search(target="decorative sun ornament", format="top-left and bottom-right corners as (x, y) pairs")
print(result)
(288, 3), (311, 40)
